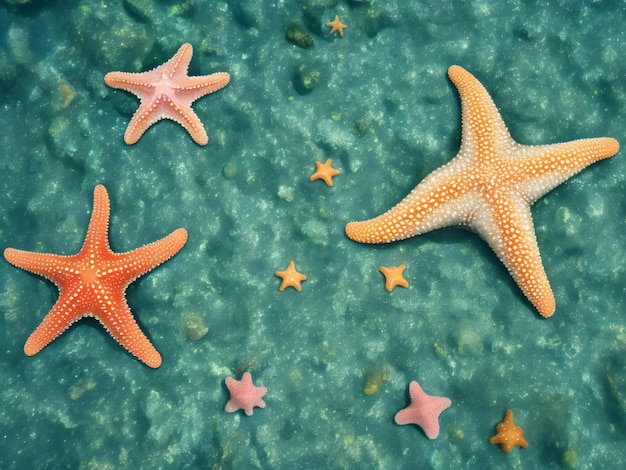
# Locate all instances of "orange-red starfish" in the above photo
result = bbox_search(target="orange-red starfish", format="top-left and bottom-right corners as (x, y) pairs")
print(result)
(346, 65), (619, 317)
(489, 409), (528, 453)
(4, 185), (187, 368)
(104, 43), (230, 145)
(274, 261), (307, 291)
(310, 158), (340, 186)
(379, 264), (409, 291)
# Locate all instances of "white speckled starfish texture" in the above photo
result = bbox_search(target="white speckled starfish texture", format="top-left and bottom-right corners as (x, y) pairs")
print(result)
(346, 65), (619, 317)
(4, 185), (188, 367)
(104, 43), (230, 145)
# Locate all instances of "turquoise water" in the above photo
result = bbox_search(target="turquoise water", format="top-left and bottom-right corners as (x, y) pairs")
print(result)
(1, 1), (625, 468)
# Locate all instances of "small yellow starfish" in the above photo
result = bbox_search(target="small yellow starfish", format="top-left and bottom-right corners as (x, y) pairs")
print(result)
(275, 261), (307, 291)
(379, 265), (409, 292)
(310, 159), (340, 186)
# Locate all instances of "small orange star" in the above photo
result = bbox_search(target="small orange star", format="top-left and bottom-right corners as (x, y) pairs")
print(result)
(489, 409), (529, 453)
(310, 159), (340, 186)
(379, 264), (409, 292)
(326, 15), (347, 37)
(275, 261), (307, 291)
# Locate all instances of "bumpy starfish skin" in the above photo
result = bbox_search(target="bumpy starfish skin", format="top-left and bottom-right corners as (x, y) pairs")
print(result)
(4, 185), (188, 368)
(346, 65), (619, 317)
(104, 43), (230, 145)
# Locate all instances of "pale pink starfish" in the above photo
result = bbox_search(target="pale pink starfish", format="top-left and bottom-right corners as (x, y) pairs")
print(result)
(394, 380), (452, 439)
(104, 43), (230, 145)
(224, 372), (267, 416)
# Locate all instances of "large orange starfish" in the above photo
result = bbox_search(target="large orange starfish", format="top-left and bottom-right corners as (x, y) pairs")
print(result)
(4, 185), (188, 368)
(104, 43), (230, 145)
(346, 65), (619, 317)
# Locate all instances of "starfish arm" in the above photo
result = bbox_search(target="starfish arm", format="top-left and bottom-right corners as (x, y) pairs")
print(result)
(81, 184), (112, 253)
(166, 104), (207, 145)
(122, 99), (168, 145)
(4, 249), (78, 286)
(393, 408), (418, 426)
(105, 44), (194, 89)
(163, 42), (194, 79)
(448, 65), (515, 158)
(345, 169), (475, 243)
(23, 298), (89, 357)
(124, 96), (209, 145)
(489, 434), (512, 451)
(4, 188), (110, 284)
(172, 72), (231, 105)
(106, 228), (188, 284)
(22, 282), (162, 367)
(94, 302), (163, 368)
(104, 71), (157, 94)
(473, 194), (555, 317)
(420, 419), (442, 440)
(511, 138), (619, 203)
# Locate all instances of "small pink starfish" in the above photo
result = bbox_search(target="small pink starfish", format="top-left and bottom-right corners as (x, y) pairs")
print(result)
(224, 372), (267, 416)
(394, 380), (452, 439)
(104, 43), (230, 145)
